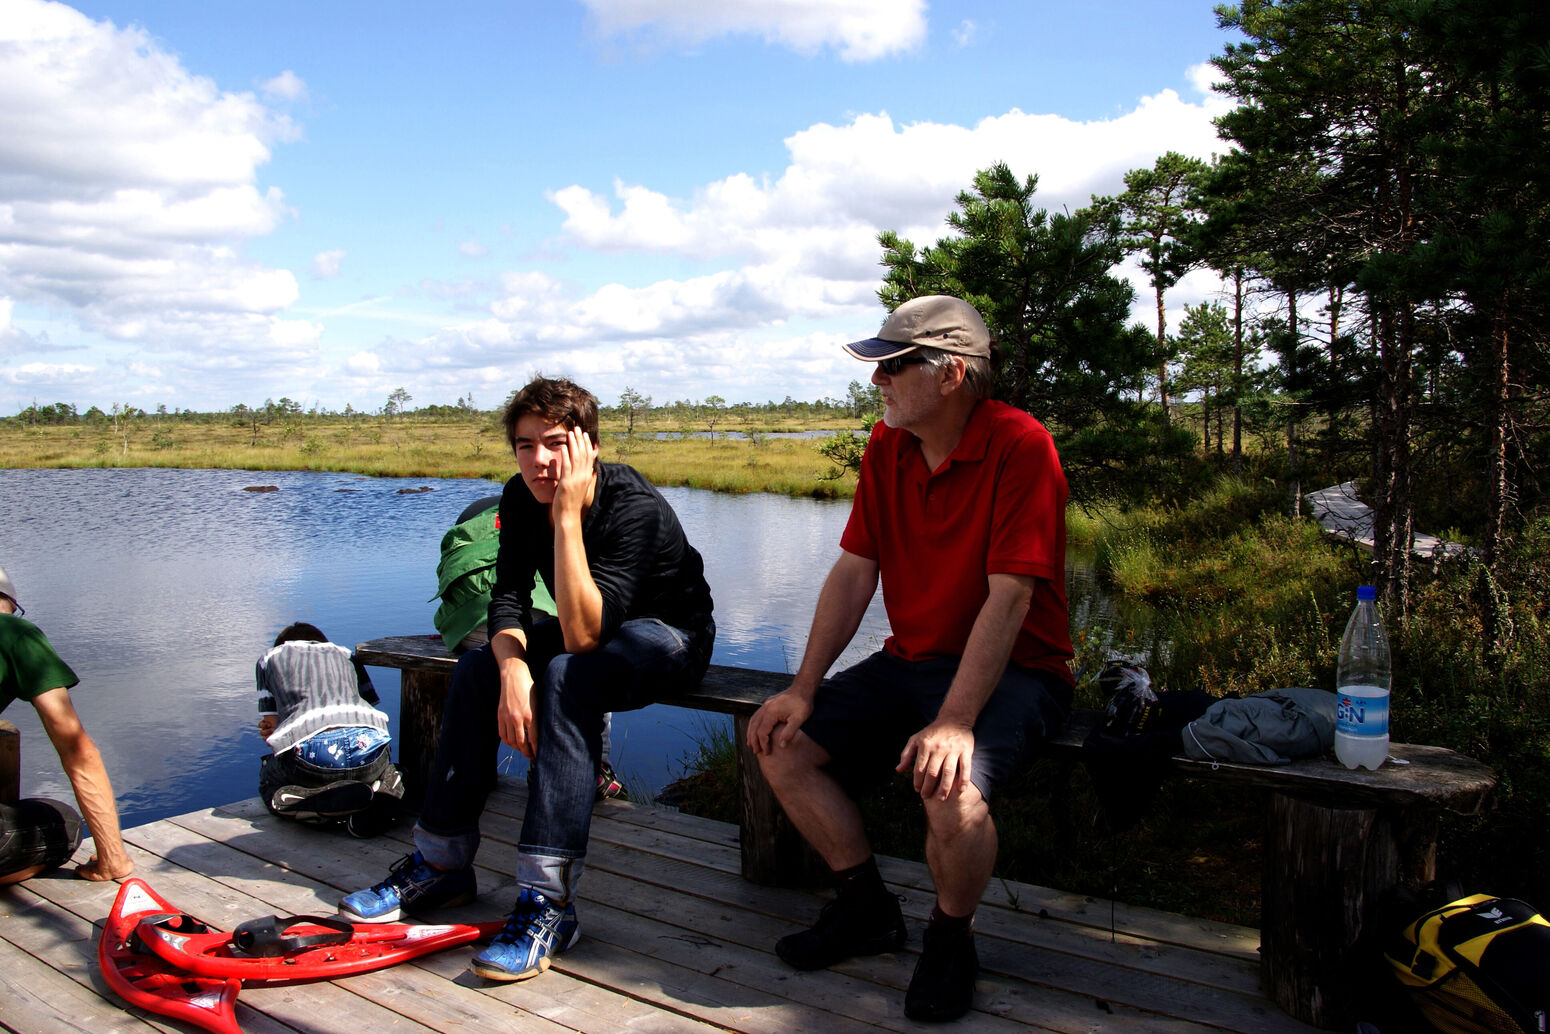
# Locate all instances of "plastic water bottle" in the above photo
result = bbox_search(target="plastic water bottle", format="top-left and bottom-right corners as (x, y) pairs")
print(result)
(1335, 585), (1391, 770)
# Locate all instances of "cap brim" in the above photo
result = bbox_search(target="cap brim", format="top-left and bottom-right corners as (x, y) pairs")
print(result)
(842, 337), (920, 361)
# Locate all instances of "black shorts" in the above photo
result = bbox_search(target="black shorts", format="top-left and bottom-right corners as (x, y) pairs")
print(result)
(0, 798), (83, 879)
(800, 650), (1072, 802)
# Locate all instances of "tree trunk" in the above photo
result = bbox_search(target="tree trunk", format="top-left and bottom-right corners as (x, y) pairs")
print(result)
(1232, 270), (1244, 474)
(1286, 291), (1301, 519)
(1156, 285), (1170, 421)
(1484, 313), (1510, 567)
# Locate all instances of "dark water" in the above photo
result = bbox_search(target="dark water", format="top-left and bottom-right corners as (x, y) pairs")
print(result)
(0, 467), (892, 828)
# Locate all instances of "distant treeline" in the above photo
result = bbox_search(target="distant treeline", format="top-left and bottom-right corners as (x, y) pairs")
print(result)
(3, 383), (883, 431)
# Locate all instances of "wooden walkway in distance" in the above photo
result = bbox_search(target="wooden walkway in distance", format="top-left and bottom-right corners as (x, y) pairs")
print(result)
(1306, 481), (1471, 560)
(0, 778), (1320, 1034)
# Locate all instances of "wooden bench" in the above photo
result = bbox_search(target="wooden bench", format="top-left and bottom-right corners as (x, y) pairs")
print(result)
(356, 634), (1496, 1031)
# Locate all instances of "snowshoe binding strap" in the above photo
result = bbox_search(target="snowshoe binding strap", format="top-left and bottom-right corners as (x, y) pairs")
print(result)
(230, 914), (355, 957)
(129, 912), (211, 954)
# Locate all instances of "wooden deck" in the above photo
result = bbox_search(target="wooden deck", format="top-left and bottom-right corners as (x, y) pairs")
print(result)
(0, 778), (1320, 1034)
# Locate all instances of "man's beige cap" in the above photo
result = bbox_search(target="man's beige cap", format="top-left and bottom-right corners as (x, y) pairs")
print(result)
(842, 295), (992, 361)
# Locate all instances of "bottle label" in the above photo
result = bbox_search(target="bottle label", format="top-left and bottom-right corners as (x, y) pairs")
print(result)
(1336, 689), (1389, 737)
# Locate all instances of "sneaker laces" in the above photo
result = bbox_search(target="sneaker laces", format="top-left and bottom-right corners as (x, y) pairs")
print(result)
(497, 890), (556, 938)
(372, 853), (429, 895)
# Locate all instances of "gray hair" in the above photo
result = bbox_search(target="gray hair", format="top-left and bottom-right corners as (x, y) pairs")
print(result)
(918, 346), (996, 401)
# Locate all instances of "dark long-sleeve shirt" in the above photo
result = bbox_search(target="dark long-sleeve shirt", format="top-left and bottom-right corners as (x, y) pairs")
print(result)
(487, 462), (713, 643)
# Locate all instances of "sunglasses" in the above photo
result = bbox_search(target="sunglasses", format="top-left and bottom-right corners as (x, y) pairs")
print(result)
(876, 353), (929, 376)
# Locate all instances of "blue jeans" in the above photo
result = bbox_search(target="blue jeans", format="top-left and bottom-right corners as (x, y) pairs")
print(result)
(295, 727), (391, 768)
(414, 615), (713, 903)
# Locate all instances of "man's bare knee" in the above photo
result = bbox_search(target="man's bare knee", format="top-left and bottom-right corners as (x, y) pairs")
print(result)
(755, 731), (830, 788)
(923, 787), (991, 842)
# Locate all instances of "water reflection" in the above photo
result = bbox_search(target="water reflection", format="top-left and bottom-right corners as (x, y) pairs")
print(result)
(0, 467), (888, 826)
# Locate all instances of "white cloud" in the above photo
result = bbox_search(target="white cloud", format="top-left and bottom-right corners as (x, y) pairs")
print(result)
(312, 248), (346, 279)
(0, 296), (38, 353)
(0, 0), (303, 363)
(335, 78), (1232, 410)
(2, 360), (94, 386)
(459, 238), (489, 258)
(261, 69), (307, 103)
(549, 89), (1227, 279)
(952, 20), (976, 47)
(345, 351), (380, 375)
(580, 0), (926, 62)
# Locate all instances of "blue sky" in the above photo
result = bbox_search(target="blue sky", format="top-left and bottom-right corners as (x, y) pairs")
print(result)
(1, 0), (1239, 415)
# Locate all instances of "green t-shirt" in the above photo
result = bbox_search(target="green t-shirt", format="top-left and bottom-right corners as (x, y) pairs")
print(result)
(0, 613), (79, 714)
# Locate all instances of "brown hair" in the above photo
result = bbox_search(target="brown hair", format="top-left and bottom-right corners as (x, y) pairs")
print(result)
(500, 376), (600, 452)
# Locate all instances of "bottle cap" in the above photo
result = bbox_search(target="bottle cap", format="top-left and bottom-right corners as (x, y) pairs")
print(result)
(1357, 585), (1376, 601)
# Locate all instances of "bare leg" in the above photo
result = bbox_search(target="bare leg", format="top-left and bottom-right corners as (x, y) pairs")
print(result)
(922, 784), (996, 916)
(755, 730), (871, 870)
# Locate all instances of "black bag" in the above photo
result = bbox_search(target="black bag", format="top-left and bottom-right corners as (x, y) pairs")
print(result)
(1384, 886), (1550, 1034)
(1080, 662), (1213, 831)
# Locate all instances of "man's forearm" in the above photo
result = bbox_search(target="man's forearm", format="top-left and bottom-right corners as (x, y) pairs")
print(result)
(935, 573), (1036, 727)
(551, 512), (604, 652)
(791, 552), (878, 692)
(59, 734), (131, 872)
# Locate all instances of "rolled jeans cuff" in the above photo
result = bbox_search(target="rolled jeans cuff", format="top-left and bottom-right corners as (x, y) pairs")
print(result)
(516, 849), (585, 905)
(412, 823), (479, 872)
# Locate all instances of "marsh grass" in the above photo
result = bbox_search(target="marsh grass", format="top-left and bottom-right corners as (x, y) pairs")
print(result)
(0, 419), (862, 499)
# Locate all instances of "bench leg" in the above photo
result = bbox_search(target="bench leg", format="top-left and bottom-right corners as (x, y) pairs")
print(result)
(733, 715), (828, 888)
(0, 720), (17, 805)
(1261, 793), (1434, 1030)
(398, 670), (450, 802)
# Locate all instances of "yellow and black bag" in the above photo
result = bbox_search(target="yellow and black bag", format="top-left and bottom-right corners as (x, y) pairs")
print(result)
(1385, 890), (1550, 1034)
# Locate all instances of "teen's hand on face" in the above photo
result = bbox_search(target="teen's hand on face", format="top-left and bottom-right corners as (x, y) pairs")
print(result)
(552, 425), (597, 517)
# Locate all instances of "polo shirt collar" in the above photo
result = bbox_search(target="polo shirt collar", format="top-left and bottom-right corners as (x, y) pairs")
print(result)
(900, 398), (994, 476)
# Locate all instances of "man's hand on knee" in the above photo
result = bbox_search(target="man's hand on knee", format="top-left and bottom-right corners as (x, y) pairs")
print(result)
(898, 721), (975, 801)
(747, 689), (813, 755)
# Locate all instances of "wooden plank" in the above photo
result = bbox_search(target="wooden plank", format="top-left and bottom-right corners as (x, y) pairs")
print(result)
(159, 797), (1298, 1034)
(0, 923), (159, 1034)
(0, 877), (299, 1034)
(118, 827), (599, 1034)
(0, 785), (1323, 1034)
(138, 809), (776, 1034)
(576, 866), (1310, 1034)
(483, 781), (1265, 963)
(349, 787), (1300, 1033)
(27, 838), (468, 1034)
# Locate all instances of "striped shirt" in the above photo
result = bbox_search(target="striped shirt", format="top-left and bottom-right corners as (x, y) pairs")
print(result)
(257, 641), (388, 756)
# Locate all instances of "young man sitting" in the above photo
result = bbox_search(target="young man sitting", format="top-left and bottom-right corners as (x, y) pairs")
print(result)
(339, 376), (716, 982)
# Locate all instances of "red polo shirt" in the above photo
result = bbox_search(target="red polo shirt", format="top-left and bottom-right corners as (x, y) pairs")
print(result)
(839, 399), (1073, 685)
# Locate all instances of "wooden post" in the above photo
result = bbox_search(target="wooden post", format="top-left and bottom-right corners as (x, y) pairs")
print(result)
(0, 719), (17, 805)
(398, 669), (450, 800)
(1261, 792), (1406, 1030)
(733, 714), (828, 888)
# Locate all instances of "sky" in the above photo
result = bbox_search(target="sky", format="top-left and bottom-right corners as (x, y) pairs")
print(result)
(0, 0), (1242, 416)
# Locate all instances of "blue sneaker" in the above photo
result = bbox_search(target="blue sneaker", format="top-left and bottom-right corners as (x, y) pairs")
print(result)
(469, 887), (580, 981)
(338, 851), (476, 923)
